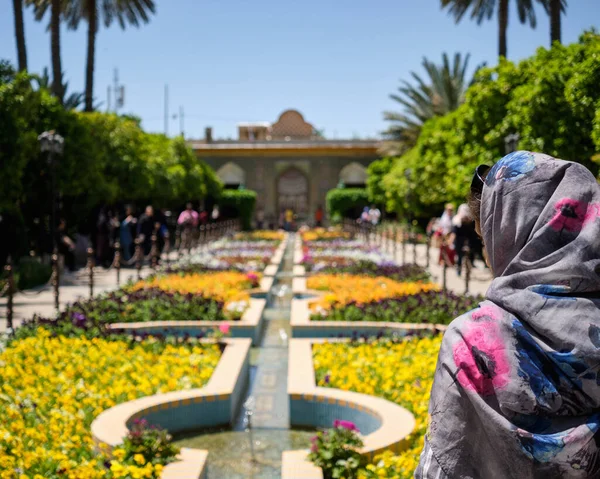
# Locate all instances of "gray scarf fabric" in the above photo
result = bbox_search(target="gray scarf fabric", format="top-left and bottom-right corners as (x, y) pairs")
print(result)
(421, 151), (600, 478)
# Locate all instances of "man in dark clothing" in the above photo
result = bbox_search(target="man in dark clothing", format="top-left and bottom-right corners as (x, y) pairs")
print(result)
(137, 206), (155, 255)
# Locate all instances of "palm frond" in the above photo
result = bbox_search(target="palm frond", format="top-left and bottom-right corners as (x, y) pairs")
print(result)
(384, 51), (471, 145)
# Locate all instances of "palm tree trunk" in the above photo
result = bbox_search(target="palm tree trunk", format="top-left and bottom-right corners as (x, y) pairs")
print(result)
(498, 0), (509, 58)
(12, 0), (27, 72)
(550, 0), (561, 45)
(50, 0), (63, 102)
(84, 0), (97, 112)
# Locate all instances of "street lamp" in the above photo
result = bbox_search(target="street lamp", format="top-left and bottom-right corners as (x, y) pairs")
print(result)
(38, 131), (64, 255)
(504, 133), (520, 155)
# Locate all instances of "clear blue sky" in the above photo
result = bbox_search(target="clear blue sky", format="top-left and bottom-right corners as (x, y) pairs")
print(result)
(1, 0), (599, 140)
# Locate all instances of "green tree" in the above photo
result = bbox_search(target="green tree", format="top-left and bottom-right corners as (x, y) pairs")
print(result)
(12, 0), (28, 71)
(65, 0), (155, 112)
(366, 157), (394, 207)
(384, 52), (471, 152)
(440, 0), (539, 58)
(379, 31), (600, 220)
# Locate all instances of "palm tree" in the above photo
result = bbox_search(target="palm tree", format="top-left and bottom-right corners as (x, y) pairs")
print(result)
(383, 52), (471, 152)
(12, 0), (28, 71)
(440, 0), (539, 58)
(35, 67), (85, 109)
(28, 0), (65, 101)
(65, 0), (155, 112)
(538, 0), (567, 45)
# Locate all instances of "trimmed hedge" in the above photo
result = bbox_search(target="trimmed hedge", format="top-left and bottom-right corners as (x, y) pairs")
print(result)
(326, 188), (369, 222)
(220, 190), (257, 230)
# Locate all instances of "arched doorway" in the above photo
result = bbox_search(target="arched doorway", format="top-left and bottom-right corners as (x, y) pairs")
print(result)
(277, 168), (308, 218)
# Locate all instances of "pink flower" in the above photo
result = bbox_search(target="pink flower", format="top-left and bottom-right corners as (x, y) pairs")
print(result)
(548, 198), (593, 232)
(219, 323), (230, 335)
(246, 272), (259, 286)
(453, 320), (510, 396)
(333, 419), (359, 432)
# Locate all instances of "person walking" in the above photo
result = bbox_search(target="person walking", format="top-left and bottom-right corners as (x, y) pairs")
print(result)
(211, 205), (220, 222)
(56, 218), (76, 272)
(256, 208), (265, 230)
(120, 205), (137, 261)
(178, 202), (199, 250)
(416, 151), (600, 478)
(137, 205), (155, 256)
(368, 205), (381, 225)
(450, 203), (477, 276)
(437, 203), (456, 266)
(315, 205), (324, 227)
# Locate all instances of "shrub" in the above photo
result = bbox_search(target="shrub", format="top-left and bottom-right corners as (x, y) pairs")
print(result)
(311, 291), (483, 324)
(220, 189), (257, 230)
(326, 188), (369, 222)
(308, 420), (365, 479)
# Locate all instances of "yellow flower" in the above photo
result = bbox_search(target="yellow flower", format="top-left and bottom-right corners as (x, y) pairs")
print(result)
(0, 330), (220, 478)
(307, 274), (439, 311)
(314, 336), (442, 479)
(112, 448), (126, 461)
(131, 271), (258, 308)
(301, 228), (350, 242)
(133, 454), (145, 465)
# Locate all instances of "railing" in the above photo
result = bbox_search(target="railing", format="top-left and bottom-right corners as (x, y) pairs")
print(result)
(2, 218), (242, 331)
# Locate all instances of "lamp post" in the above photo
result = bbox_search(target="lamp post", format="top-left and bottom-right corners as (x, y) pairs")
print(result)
(38, 131), (64, 311)
(504, 133), (520, 154)
(38, 131), (64, 255)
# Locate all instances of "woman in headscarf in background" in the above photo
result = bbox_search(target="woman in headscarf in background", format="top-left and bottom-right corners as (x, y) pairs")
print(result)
(416, 151), (600, 478)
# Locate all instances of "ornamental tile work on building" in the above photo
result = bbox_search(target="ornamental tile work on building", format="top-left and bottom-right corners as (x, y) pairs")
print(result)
(188, 109), (381, 225)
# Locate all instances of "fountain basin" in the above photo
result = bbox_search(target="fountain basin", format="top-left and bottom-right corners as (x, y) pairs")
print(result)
(91, 338), (251, 479)
(285, 338), (416, 479)
(173, 428), (315, 479)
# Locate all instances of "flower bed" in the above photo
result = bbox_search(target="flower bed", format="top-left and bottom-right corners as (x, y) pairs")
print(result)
(307, 261), (430, 283)
(301, 229), (351, 242)
(307, 274), (437, 312)
(0, 328), (221, 479)
(313, 336), (442, 478)
(133, 271), (260, 317)
(311, 290), (481, 325)
(233, 231), (285, 242)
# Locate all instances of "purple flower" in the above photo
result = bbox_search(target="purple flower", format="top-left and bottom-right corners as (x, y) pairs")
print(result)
(324, 374), (330, 384)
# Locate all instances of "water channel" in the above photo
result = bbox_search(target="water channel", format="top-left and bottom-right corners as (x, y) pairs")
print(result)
(173, 234), (314, 478)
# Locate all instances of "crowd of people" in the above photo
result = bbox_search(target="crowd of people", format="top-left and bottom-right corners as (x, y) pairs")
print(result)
(427, 202), (483, 275)
(56, 203), (221, 272)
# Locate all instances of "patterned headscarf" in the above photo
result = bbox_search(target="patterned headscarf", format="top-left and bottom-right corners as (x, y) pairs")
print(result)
(422, 152), (600, 478)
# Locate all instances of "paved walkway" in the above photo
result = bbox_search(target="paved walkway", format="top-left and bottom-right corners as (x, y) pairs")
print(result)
(383, 241), (492, 297)
(0, 251), (180, 332)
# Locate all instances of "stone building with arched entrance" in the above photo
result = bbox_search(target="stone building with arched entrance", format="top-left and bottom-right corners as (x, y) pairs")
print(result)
(188, 109), (380, 225)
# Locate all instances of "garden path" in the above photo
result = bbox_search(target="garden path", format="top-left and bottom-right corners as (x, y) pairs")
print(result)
(384, 241), (492, 297)
(0, 265), (157, 332)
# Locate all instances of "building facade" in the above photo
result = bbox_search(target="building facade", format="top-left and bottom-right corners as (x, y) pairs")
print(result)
(189, 110), (380, 224)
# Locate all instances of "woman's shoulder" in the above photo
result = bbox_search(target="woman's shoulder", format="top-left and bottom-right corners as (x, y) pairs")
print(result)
(444, 300), (506, 333)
